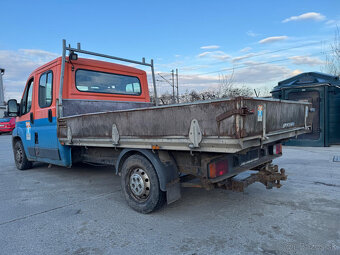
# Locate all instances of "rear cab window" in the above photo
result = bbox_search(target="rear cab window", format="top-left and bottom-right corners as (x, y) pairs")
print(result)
(38, 71), (53, 108)
(75, 69), (142, 95)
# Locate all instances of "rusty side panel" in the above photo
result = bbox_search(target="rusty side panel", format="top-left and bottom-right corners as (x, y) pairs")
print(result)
(58, 99), (237, 139)
(58, 97), (311, 141)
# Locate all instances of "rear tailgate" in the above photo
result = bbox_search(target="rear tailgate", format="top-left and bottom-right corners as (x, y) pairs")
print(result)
(241, 98), (310, 138)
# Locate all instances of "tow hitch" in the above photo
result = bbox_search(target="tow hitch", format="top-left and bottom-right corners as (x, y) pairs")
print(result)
(218, 163), (287, 192)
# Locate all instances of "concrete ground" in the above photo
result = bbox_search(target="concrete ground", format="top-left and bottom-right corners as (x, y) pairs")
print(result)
(0, 134), (339, 255)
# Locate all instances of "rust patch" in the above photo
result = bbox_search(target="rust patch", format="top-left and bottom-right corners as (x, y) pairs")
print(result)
(220, 163), (287, 192)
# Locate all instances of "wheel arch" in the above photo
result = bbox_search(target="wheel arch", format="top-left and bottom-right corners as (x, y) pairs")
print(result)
(116, 149), (179, 192)
(12, 135), (22, 150)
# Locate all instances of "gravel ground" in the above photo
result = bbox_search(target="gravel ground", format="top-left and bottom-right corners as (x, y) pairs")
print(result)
(0, 134), (339, 255)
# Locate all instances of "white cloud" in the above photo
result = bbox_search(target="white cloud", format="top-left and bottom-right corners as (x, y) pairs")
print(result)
(247, 30), (260, 37)
(200, 45), (220, 50)
(19, 49), (58, 59)
(210, 51), (231, 61)
(289, 56), (325, 66)
(0, 49), (58, 100)
(197, 50), (230, 61)
(152, 61), (303, 96)
(181, 65), (209, 71)
(198, 51), (212, 57)
(259, 36), (288, 44)
(150, 73), (221, 94)
(291, 69), (303, 76)
(231, 62), (294, 84)
(232, 53), (256, 62)
(240, 47), (252, 53)
(282, 12), (325, 23)
(325, 19), (340, 28)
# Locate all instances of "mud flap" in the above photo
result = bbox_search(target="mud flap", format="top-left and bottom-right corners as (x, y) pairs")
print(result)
(166, 179), (181, 204)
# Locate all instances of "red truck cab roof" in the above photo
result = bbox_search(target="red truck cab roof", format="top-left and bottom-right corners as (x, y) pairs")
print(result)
(25, 56), (150, 103)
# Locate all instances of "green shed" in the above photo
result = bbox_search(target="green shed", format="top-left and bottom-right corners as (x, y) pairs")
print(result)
(271, 72), (340, 147)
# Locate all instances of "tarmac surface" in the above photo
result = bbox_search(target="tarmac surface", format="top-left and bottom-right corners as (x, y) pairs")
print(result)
(0, 134), (339, 255)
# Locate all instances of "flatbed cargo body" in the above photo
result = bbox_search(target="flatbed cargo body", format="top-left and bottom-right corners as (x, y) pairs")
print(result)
(58, 97), (310, 153)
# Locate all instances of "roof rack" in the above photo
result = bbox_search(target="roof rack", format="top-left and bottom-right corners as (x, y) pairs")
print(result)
(58, 39), (158, 117)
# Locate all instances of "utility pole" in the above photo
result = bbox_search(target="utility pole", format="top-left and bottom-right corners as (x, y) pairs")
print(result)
(157, 69), (179, 104)
(171, 70), (175, 104)
(176, 69), (179, 103)
(0, 68), (5, 106)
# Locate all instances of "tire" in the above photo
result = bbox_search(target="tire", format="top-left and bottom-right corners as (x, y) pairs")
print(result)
(13, 139), (33, 170)
(121, 154), (166, 213)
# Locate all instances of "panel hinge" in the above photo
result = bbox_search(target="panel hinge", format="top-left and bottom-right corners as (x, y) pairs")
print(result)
(67, 126), (72, 144)
(112, 124), (120, 145)
(189, 119), (202, 149)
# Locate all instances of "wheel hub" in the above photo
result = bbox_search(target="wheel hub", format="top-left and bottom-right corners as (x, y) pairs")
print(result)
(129, 168), (150, 200)
(16, 148), (22, 163)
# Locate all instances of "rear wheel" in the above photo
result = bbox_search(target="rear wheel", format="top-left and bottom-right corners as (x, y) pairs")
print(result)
(121, 154), (165, 213)
(14, 140), (32, 170)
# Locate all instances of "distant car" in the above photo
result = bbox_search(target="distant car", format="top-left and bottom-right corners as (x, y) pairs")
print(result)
(0, 117), (16, 134)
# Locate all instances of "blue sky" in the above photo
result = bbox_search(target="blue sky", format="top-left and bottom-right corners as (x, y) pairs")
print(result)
(0, 0), (339, 99)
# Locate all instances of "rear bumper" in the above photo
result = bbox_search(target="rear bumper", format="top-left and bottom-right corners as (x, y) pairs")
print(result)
(209, 153), (281, 183)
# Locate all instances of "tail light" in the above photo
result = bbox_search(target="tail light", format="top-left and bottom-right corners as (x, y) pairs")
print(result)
(208, 159), (229, 178)
(274, 144), (282, 154)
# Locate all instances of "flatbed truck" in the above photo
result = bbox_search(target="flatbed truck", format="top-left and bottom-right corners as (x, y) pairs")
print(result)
(7, 40), (311, 213)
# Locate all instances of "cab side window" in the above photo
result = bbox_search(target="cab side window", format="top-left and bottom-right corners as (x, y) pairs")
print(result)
(39, 71), (53, 108)
(21, 79), (34, 115)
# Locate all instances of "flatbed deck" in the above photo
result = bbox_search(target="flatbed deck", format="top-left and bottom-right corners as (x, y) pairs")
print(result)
(58, 97), (311, 153)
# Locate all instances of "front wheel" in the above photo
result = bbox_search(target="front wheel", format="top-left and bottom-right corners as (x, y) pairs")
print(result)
(13, 140), (33, 170)
(120, 154), (165, 213)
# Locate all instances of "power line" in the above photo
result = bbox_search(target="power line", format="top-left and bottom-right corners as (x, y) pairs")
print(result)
(154, 39), (332, 93)
(176, 39), (330, 72)
(232, 41), (325, 60)
(157, 73), (172, 86)
(179, 50), (330, 77)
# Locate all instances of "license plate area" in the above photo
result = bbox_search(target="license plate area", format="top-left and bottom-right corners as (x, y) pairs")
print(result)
(233, 149), (261, 167)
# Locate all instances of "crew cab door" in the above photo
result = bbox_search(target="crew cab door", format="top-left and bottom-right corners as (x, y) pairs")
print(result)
(34, 68), (62, 163)
(16, 77), (37, 160)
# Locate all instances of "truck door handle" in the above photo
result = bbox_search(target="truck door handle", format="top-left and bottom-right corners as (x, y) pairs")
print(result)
(30, 112), (34, 124)
(35, 132), (39, 144)
(48, 109), (53, 122)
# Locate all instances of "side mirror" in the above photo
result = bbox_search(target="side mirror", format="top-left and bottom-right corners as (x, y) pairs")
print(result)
(7, 99), (19, 117)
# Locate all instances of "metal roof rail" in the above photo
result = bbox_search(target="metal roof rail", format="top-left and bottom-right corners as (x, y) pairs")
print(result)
(58, 39), (158, 117)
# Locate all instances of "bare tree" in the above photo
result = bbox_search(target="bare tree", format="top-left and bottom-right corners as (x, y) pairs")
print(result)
(218, 69), (234, 97)
(323, 27), (340, 76)
(158, 92), (173, 105)
(218, 69), (253, 98)
(254, 85), (272, 98)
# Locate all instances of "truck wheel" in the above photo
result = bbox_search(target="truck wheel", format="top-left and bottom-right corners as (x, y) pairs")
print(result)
(121, 154), (165, 213)
(14, 140), (32, 170)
